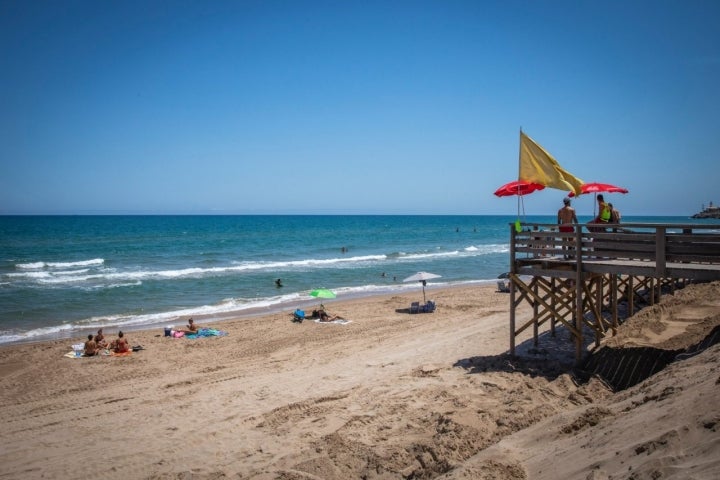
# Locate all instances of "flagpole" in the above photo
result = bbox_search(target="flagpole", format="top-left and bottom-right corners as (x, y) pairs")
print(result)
(518, 127), (523, 180)
(517, 128), (522, 222)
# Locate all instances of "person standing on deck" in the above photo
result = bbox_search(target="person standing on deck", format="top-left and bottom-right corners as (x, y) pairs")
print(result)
(558, 197), (578, 258)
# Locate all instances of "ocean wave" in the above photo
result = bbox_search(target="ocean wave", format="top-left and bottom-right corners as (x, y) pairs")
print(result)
(231, 254), (387, 270)
(3, 247), (509, 288)
(15, 262), (45, 270)
(0, 323), (75, 345)
(88, 281), (143, 290)
(16, 258), (104, 270)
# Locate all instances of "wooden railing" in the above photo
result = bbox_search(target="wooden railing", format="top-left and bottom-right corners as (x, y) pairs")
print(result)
(510, 223), (720, 281)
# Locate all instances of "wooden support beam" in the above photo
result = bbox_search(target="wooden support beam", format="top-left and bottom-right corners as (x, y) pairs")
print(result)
(508, 222), (720, 363)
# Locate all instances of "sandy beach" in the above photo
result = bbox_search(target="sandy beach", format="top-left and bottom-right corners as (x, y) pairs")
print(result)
(0, 282), (718, 480)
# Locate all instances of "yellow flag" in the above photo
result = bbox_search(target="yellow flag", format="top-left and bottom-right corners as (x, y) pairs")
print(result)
(519, 132), (584, 195)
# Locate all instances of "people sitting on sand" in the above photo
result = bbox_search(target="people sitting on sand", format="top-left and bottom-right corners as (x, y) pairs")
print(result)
(185, 318), (199, 333)
(94, 328), (107, 349)
(110, 331), (130, 353)
(84, 334), (100, 356)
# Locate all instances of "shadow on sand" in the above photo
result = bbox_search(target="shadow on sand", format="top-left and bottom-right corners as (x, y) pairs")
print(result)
(453, 325), (592, 383)
(455, 324), (720, 391)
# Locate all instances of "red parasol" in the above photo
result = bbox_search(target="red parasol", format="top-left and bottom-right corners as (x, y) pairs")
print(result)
(568, 182), (628, 197)
(494, 180), (546, 197)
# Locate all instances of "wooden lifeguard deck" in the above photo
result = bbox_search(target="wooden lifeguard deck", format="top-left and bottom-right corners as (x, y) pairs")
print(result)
(507, 222), (720, 362)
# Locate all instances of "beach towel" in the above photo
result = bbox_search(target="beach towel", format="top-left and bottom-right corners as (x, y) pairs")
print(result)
(184, 328), (228, 339)
(63, 349), (112, 358)
(313, 318), (352, 325)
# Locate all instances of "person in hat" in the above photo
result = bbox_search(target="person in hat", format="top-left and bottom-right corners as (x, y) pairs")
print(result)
(558, 197), (579, 258)
(558, 197), (578, 233)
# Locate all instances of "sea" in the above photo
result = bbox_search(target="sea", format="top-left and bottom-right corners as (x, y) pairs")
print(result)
(1, 214), (717, 346)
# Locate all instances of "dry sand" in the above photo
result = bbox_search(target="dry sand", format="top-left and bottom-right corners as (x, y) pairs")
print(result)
(0, 282), (718, 480)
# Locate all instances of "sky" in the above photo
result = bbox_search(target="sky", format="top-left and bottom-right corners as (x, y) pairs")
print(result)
(1, 0), (719, 216)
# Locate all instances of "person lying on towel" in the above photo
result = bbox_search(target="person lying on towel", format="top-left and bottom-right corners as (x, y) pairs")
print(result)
(314, 308), (344, 322)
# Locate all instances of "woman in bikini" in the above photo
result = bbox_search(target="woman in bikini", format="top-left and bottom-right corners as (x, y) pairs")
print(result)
(110, 331), (130, 353)
(94, 328), (108, 349)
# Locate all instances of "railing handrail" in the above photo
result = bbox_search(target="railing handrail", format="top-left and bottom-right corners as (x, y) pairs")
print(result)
(510, 222), (720, 271)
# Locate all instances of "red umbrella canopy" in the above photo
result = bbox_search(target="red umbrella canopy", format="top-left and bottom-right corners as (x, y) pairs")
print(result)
(568, 182), (629, 197)
(494, 180), (546, 197)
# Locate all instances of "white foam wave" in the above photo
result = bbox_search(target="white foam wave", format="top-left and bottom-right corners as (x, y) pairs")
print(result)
(16, 258), (104, 270)
(231, 254), (387, 270)
(47, 259), (104, 269)
(4, 247), (509, 288)
(91, 281), (142, 290)
(16, 262), (46, 270)
(400, 251), (461, 260)
(0, 323), (74, 345)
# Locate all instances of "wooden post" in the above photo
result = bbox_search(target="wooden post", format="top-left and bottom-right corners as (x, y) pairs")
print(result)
(509, 224), (516, 356)
(611, 274), (618, 334)
(533, 280), (539, 346)
(575, 225), (583, 362)
(655, 227), (667, 277)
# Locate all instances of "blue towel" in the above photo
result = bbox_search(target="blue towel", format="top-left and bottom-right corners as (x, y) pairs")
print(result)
(185, 328), (228, 339)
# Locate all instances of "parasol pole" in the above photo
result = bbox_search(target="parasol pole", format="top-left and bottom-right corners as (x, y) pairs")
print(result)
(594, 192), (597, 217)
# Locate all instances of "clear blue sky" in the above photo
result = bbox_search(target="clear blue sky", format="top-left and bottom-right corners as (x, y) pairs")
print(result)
(1, 0), (719, 216)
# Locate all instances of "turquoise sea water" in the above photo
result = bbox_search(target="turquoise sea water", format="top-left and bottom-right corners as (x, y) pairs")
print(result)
(1, 215), (716, 345)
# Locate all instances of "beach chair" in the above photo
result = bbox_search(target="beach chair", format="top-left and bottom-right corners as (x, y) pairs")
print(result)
(497, 280), (510, 293)
(292, 309), (305, 323)
(410, 302), (420, 314)
(422, 300), (436, 313)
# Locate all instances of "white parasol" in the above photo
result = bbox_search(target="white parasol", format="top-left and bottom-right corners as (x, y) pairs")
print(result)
(403, 271), (441, 303)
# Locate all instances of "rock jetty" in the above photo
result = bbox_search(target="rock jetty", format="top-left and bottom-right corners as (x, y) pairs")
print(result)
(692, 202), (720, 219)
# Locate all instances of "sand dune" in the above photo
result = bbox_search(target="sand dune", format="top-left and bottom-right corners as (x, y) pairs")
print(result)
(0, 282), (718, 479)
